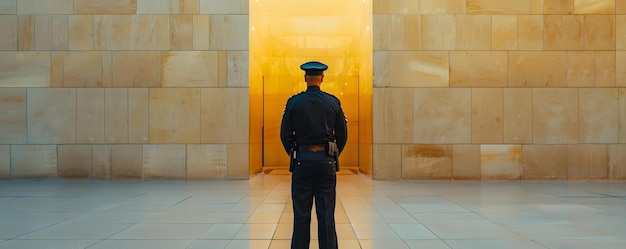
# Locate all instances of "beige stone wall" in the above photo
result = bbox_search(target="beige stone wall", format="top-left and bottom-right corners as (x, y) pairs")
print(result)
(0, 0), (250, 179)
(372, 0), (626, 180)
(1, 0), (625, 181)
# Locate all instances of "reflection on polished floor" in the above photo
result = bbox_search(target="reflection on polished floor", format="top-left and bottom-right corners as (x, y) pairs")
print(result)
(263, 167), (360, 176)
(1, 174), (626, 249)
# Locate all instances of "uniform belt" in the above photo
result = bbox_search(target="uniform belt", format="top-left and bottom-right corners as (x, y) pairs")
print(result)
(299, 144), (326, 152)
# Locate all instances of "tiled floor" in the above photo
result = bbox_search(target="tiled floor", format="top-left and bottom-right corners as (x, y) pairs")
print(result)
(1, 174), (626, 249)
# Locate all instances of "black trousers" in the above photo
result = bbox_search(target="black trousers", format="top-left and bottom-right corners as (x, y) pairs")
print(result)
(291, 159), (337, 249)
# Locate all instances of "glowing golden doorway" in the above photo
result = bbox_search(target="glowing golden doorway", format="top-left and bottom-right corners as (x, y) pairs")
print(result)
(249, 0), (372, 175)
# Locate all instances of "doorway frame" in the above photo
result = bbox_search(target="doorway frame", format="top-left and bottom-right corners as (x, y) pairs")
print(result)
(248, 0), (373, 176)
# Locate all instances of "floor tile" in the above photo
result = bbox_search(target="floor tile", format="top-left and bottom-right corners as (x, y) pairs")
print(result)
(246, 211), (282, 223)
(273, 223), (293, 239)
(390, 223), (438, 239)
(16, 223), (132, 240)
(63, 212), (146, 224)
(359, 239), (411, 249)
(504, 223), (618, 239)
(224, 239), (271, 249)
(0, 212), (80, 224)
(399, 202), (470, 212)
(0, 239), (98, 249)
(187, 239), (230, 249)
(351, 223), (400, 239)
(404, 240), (452, 249)
(535, 239), (626, 249)
(141, 212), (223, 223)
(424, 223), (524, 240)
(379, 212), (419, 223)
(410, 212), (490, 223)
(109, 223), (211, 240)
(234, 224), (278, 240)
(200, 224), (243, 239)
(217, 213), (252, 223)
(88, 240), (193, 249)
(444, 239), (548, 249)
(0, 223), (53, 239)
(346, 212), (387, 224)
(1, 176), (626, 248)
(268, 239), (291, 249)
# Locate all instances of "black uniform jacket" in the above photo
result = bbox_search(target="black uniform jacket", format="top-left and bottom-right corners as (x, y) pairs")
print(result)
(280, 86), (348, 168)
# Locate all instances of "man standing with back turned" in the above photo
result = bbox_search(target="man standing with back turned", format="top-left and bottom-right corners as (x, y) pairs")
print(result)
(280, 61), (348, 249)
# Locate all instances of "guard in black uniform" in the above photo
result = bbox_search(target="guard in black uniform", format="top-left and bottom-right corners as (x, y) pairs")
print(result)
(280, 61), (348, 249)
